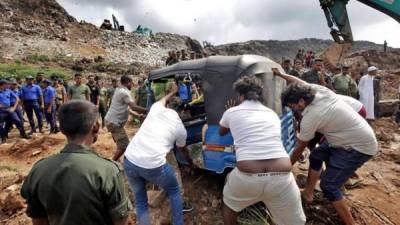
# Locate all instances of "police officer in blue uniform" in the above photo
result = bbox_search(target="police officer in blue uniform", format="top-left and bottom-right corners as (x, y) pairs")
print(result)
(20, 76), (44, 134)
(5, 78), (24, 135)
(0, 80), (30, 143)
(42, 79), (57, 134)
(9, 79), (24, 122)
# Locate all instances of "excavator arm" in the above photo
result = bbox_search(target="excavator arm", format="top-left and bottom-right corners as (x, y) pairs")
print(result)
(320, 0), (400, 43)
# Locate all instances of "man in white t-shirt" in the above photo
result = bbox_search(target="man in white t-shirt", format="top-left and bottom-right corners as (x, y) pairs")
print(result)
(123, 85), (194, 225)
(273, 68), (378, 225)
(337, 94), (366, 118)
(219, 76), (306, 225)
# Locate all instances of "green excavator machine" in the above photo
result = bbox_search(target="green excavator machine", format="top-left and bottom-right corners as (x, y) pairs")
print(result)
(320, 0), (400, 43)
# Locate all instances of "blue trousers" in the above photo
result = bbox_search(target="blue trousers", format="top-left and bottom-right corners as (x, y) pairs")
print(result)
(23, 100), (43, 130)
(0, 110), (25, 138)
(309, 143), (372, 201)
(6, 106), (24, 132)
(124, 158), (183, 225)
(44, 104), (56, 131)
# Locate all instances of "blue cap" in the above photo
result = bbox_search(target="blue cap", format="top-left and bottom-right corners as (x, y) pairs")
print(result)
(43, 79), (52, 84)
(8, 78), (17, 84)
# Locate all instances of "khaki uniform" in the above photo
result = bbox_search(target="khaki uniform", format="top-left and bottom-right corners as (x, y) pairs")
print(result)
(21, 143), (132, 225)
(349, 79), (358, 98)
(332, 74), (352, 96)
(300, 69), (321, 84)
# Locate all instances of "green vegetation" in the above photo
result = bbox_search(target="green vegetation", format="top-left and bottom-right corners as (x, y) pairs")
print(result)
(238, 205), (272, 225)
(25, 54), (50, 63)
(0, 164), (20, 173)
(0, 63), (72, 80)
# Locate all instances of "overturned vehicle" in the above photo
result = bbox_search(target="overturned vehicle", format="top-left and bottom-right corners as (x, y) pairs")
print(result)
(147, 55), (295, 174)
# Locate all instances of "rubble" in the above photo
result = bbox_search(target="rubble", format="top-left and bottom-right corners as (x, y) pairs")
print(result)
(0, 188), (24, 216)
(0, 0), (399, 225)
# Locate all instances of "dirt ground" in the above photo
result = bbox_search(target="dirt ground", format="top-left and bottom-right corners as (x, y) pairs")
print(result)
(0, 118), (399, 225)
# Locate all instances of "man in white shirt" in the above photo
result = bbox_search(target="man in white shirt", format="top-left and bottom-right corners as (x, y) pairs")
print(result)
(337, 94), (366, 118)
(123, 85), (194, 225)
(219, 76), (306, 225)
(358, 66), (378, 122)
(273, 68), (378, 225)
(105, 75), (147, 161)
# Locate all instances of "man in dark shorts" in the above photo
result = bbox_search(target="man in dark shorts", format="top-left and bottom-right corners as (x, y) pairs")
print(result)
(273, 68), (378, 225)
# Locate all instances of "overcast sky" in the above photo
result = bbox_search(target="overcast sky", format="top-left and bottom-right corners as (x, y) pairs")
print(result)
(57, 0), (400, 47)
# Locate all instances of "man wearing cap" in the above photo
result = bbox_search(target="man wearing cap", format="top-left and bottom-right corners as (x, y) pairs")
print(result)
(8, 79), (23, 120)
(332, 65), (353, 96)
(358, 66), (378, 122)
(0, 80), (30, 142)
(43, 80), (57, 133)
(5, 79), (25, 134)
(21, 76), (44, 134)
(52, 76), (66, 105)
(52, 76), (65, 131)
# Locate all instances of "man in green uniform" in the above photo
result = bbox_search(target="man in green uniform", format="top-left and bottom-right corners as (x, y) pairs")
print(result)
(107, 78), (118, 107)
(21, 100), (132, 225)
(332, 65), (353, 96)
(300, 59), (327, 86)
(68, 73), (90, 101)
(135, 78), (148, 108)
(98, 80), (108, 128)
(290, 59), (307, 77)
(350, 74), (359, 98)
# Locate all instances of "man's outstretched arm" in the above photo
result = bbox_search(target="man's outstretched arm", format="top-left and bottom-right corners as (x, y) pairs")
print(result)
(272, 68), (310, 86)
(127, 102), (147, 114)
(159, 83), (178, 107)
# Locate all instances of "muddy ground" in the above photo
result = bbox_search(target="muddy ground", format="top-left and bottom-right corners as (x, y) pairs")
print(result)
(0, 118), (399, 225)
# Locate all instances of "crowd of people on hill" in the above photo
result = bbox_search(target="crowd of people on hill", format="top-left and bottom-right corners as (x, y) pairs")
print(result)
(165, 49), (209, 65)
(280, 53), (382, 125)
(10, 49), (397, 225)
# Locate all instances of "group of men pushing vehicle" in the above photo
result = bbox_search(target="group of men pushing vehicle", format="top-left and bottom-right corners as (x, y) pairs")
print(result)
(19, 56), (377, 225)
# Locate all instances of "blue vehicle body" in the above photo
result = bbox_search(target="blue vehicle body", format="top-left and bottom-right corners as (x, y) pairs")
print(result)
(175, 110), (296, 174)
